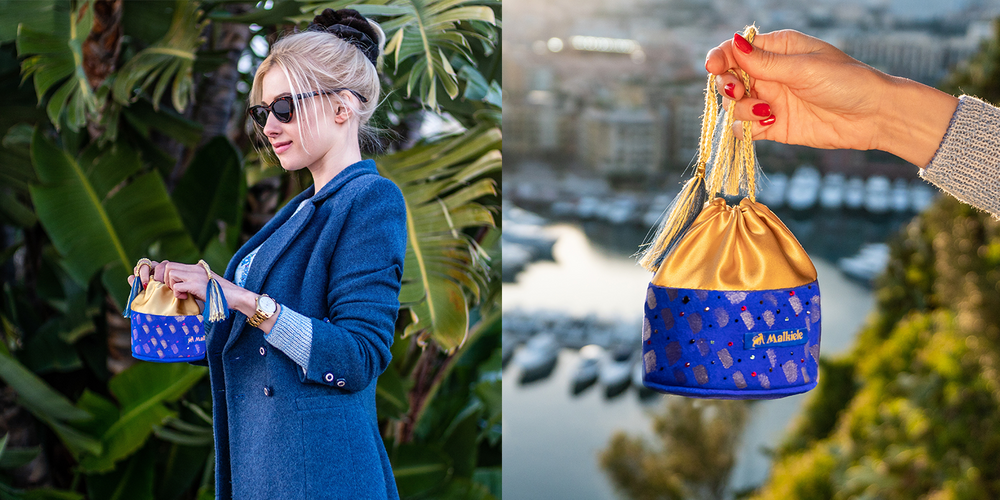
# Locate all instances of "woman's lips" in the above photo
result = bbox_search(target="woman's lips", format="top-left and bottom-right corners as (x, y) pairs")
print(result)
(273, 141), (291, 154)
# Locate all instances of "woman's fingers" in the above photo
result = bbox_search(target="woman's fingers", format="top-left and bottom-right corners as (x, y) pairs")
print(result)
(169, 279), (205, 301)
(705, 43), (736, 75)
(138, 264), (152, 287)
(153, 260), (168, 283)
(729, 97), (775, 123)
(715, 72), (745, 100)
(159, 262), (209, 302)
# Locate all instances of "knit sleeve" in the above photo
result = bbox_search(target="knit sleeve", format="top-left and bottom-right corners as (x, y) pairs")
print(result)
(265, 305), (313, 375)
(920, 95), (1000, 219)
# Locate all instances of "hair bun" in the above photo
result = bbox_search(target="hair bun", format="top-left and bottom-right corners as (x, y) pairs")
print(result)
(307, 8), (379, 68)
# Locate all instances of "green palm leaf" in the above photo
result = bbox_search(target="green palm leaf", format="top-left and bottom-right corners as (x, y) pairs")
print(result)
(298, 0), (497, 109)
(112, 0), (207, 112)
(27, 126), (198, 309)
(15, 0), (98, 131)
(377, 124), (500, 353)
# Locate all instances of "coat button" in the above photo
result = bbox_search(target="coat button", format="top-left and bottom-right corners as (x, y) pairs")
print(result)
(259, 346), (266, 356)
(323, 318), (330, 323)
(324, 372), (334, 383)
(336, 378), (346, 388)
(263, 386), (273, 397)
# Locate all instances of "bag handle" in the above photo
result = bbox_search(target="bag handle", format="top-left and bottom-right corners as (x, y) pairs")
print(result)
(637, 25), (761, 272)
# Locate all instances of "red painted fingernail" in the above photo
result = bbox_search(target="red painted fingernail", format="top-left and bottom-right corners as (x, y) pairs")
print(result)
(760, 116), (776, 126)
(752, 103), (771, 117)
(734, 33), (753, 54)
(724, 83), (735, 98)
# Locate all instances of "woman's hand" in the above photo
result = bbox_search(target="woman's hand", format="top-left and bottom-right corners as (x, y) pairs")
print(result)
(154, 261), (271, 323)
(155, 261), (212, 301)
(705, 29), (958, 167)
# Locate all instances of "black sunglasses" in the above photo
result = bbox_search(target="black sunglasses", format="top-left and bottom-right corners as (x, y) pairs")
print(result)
(248, 88), (368, 127)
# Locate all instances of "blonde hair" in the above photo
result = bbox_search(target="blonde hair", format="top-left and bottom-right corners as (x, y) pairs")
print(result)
(249, 21), (385, 159)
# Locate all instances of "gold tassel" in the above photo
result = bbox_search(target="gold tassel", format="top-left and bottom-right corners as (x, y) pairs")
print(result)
(198, 259), (229, 323)
(637, 74), (718, 272)
(737, 27), (762, 201)
(638, 25), (764, 271)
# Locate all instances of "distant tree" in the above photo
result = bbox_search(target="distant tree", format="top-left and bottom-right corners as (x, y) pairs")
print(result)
(941, 18), (1000, 105)
(599, 397), (748, 500)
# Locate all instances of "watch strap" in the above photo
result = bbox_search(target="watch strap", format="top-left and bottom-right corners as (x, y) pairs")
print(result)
(247, 294), (274, 328)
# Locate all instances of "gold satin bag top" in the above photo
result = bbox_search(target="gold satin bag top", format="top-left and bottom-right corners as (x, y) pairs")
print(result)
(652, 197), (817, 291)
(129, 279), (203, 317)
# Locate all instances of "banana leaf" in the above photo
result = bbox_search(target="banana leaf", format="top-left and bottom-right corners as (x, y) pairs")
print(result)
(0, 0), (70, 44)
(27, 126), (198, 309)
(390, 444), (452, 497)
(76, 363), (207, 473)
(0, 350), (101, 458)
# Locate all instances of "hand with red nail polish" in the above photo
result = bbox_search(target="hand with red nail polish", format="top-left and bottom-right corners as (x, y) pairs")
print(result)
(733, 33), (753, 54)
(723, 82), (736, 99)
(703, 29), (958, 167)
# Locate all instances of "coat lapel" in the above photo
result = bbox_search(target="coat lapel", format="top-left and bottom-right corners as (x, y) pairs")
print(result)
(223, 201), (315, 353)
(221, 159), (379, 354)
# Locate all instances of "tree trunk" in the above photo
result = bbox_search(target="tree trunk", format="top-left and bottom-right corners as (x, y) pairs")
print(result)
(82, 0), (123, 141)
(167, 2), (252, 189)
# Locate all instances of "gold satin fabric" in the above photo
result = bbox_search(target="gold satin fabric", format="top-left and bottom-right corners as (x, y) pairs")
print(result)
(652, 197), (817, 290)
(130, 280), (203, 316)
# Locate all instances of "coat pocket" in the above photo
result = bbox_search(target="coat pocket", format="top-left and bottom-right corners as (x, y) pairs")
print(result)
(296, 397), (386, 499)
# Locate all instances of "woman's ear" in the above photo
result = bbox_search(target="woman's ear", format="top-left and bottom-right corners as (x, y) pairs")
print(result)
(333, 102), (351, 124)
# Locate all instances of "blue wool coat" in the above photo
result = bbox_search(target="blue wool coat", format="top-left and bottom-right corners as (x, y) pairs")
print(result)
(200, 160), (405, 500)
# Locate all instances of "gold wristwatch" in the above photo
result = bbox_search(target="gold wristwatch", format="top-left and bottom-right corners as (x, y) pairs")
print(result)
(247, 294), (277, 328)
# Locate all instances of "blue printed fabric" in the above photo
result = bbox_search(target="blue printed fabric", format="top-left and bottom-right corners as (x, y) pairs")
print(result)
(131, 312), (207, 362)
(642, 280), (821, 399)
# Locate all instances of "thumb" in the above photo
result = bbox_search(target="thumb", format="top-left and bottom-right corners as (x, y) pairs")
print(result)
(731, 32), (800, 85)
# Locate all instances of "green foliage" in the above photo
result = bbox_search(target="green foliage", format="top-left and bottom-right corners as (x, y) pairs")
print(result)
(941, 19), (1000, 105)
(754, 310), (1000, 499)
(381, 305), (501, 498)
(111, 0), (207, 113)
(298, 0), (499, 110)
(14, 0), (98, 132)
(27, 126), (199, 308)
(599, 398), (750, 500)
(748, 195), (1000, 499)
(379, 124), (500, 352)
(775, 356), (856, 457)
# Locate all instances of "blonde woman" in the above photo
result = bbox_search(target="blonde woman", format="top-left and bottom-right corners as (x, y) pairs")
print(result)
(128, 9), (405, 499)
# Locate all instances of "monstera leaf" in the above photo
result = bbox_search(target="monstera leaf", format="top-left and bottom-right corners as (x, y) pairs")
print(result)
(297, 0), (497, 109)
(27, 126), (198, 309)
(377, 124), (500, 353)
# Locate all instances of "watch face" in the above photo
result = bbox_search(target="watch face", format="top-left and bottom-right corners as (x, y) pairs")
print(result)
(258, 295), (277, 314)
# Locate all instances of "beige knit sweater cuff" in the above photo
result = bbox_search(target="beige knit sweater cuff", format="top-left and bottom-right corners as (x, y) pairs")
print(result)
(920, 95), (1000, 219)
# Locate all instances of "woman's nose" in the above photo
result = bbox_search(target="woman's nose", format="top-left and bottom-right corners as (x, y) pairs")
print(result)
(263, 111), (283, 135)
